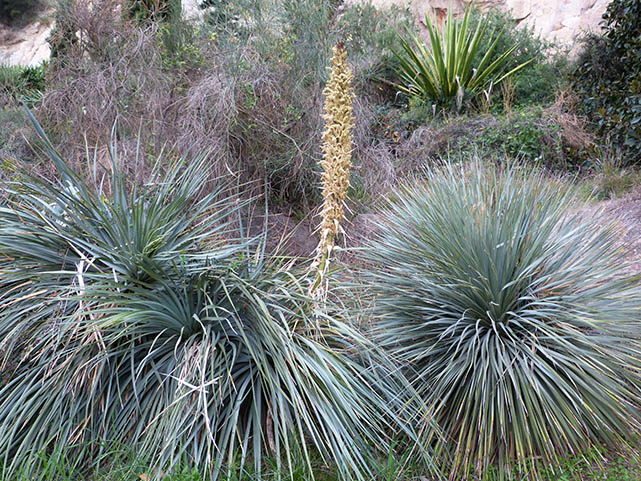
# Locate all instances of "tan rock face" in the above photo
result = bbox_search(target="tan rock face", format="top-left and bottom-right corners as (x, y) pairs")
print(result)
(0, 19), (52, 66)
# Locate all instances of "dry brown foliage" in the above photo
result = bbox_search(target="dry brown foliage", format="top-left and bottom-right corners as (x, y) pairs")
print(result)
(36, 0), (333, 203)
(544, 89), (595, 154)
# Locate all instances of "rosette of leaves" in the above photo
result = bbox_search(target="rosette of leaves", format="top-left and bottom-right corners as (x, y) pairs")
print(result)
(363, 162), (641, 478)
(394, 7), (534, 111)
(0, 113), (435, 481)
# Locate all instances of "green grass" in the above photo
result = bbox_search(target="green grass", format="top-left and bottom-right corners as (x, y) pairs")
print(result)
(3, 444), (641, 481)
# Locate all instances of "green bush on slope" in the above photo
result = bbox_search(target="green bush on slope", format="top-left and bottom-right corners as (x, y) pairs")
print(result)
(571, 0), (641, 163)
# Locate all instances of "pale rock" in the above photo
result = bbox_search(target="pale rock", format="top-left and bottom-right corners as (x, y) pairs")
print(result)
(182, 0), (202, 21)
(0, 20), (52, 66)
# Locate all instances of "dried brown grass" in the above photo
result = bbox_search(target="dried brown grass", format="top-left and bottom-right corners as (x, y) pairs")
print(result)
(36, 0), (333, 203)
(544, 89), (595, 153)
(40, 0), (171, 180)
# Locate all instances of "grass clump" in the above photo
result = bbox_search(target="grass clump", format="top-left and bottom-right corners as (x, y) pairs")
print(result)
(362, 161), (641, 479)
(0, 63), (46, 105)
(579, 155), (641, 201)
(0, 116), (434, 481)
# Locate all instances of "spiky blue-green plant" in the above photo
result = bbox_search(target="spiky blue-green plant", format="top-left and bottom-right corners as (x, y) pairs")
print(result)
(0, 114), (435, 481)
(364, 162), (641, 479)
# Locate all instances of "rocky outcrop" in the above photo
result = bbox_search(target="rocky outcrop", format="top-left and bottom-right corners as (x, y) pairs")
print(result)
(0, 18), (52, 66)
(504, 0), (611, 48)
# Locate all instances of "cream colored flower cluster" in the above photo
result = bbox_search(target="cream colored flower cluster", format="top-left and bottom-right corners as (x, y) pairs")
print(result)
(319, 41), (354, 248)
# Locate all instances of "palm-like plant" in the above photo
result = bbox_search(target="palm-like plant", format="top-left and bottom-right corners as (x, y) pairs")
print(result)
(394, 7), (534, 110)
(364, 162), (641, 478)
(0, 115), (434, 480)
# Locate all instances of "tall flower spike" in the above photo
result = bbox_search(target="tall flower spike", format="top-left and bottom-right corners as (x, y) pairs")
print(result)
(311, 41), (355, 296)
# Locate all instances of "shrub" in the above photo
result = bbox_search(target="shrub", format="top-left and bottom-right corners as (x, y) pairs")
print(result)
(334, 3), (413, 97)
(454, 109), (567, 167)
(0, 116), (433, 481)
(37, 0), (414, 205)
(199, 0), (253, 36)
(394, 7), (534, 112)
(468, 7), (563, 108)
(0, 0), (41, 25)
(571, 0), (641, 163)
(396, 104), (594, 171)
(363, 162), (641, 478)
(126, 0), (180, 23)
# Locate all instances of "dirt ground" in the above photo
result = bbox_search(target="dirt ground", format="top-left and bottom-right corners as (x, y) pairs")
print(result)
(259, 184), (641, 277)
(583, 186), (641, 274)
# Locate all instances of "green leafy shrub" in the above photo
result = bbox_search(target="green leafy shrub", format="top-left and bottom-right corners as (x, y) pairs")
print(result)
(469, 8), (547, 75)
(468, 7), (565, 108)
(460, 109), (565, 165)
(394, 7), (534, 112)
(511, 60), (566, 107)
(403, 106), (593, 170)
(0, 117), (433, 481)
(571, 0), (641, 163)
(158, 19), (204, 73)
(0, 0), (41, 25)
(363, 162), (641, 479)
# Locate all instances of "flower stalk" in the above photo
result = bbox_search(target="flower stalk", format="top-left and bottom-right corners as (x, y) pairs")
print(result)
(311, 41), (355, 296)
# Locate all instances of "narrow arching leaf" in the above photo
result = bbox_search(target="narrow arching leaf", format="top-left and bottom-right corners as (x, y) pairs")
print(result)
(0, 118), (438, 481)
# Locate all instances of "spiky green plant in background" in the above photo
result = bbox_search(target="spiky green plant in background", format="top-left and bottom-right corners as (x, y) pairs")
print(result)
(363, 162), (641, 479)
(0, 114), (435, 481)
(394, 7), (534, 111)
